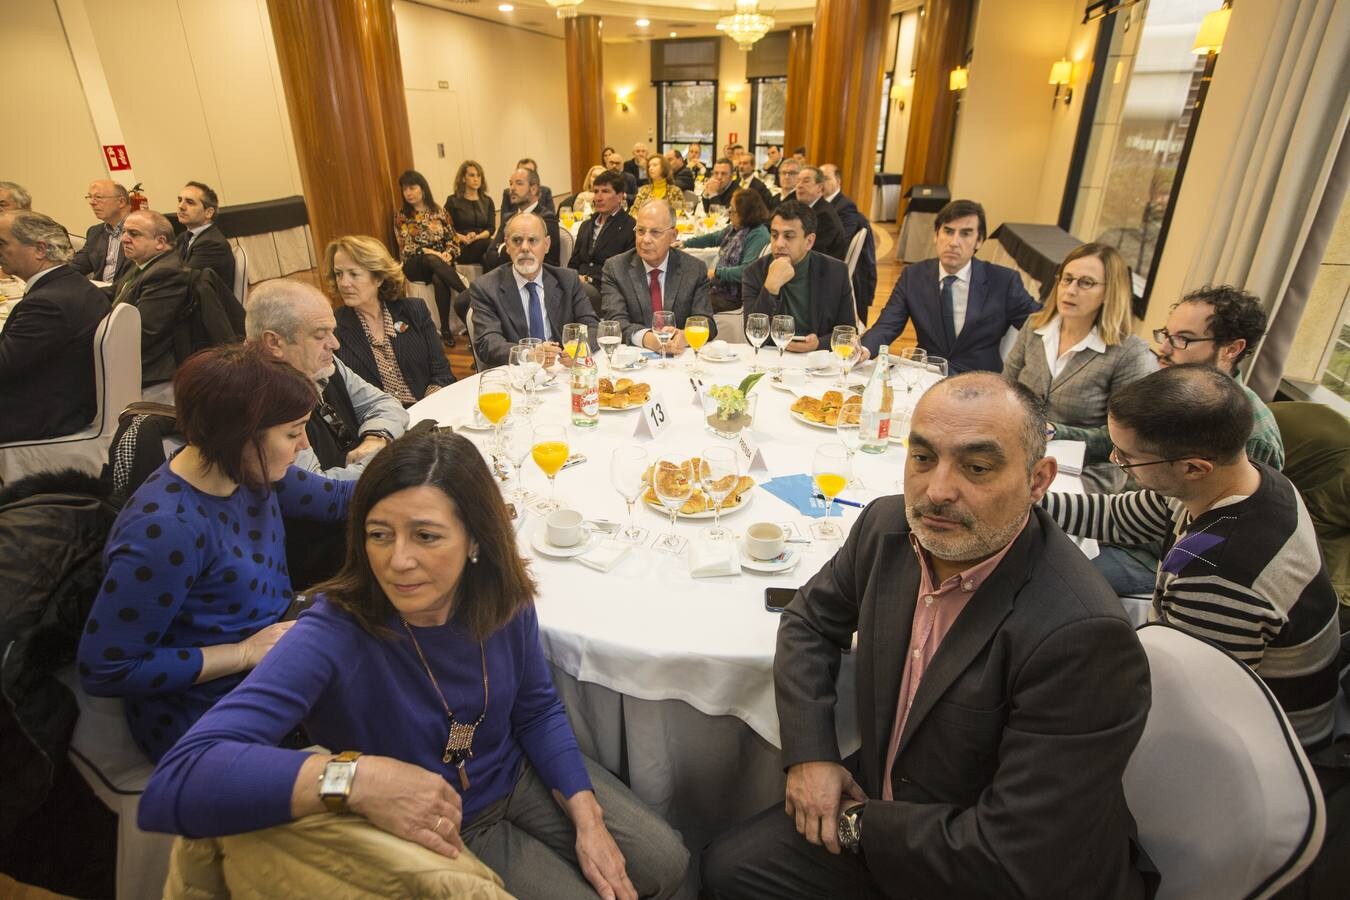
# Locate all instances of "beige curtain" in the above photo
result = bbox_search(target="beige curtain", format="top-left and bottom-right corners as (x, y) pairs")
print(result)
(1146, 0), (1350, 398)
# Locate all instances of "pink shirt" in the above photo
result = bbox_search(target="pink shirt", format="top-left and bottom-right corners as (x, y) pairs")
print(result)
(880, 516), (1028, 801)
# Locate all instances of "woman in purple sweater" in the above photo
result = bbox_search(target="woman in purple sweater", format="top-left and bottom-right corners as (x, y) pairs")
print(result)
(139, 430), (688, 899)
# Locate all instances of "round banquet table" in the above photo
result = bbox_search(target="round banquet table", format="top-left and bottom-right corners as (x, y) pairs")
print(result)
(406, 346), (1089, 871)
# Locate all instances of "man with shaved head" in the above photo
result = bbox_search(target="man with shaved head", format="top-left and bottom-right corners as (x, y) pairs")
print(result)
(705, 373), (1153, 899)
(71, 178), (133, 282)
(112, 209), (193, 391)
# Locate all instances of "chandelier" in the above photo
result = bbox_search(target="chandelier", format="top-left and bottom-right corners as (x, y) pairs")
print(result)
(545, 0), (583, 18)
(716, 0), (774, 51)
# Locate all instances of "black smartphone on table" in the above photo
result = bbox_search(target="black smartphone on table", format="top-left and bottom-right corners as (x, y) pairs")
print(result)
(764, 587), (796, 613)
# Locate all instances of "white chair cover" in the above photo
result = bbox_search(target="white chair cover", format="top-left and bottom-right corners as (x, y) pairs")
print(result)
(230, 241), (249, 304)
(558, 228), (575, 269)
(1125, 623), (1325, 899)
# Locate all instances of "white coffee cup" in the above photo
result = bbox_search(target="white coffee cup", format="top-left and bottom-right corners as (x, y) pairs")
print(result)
(613, 345), (641, 367)
(805, 349), (837, 371)
(745, 522), (786, 560)
(546, 509), (585, 547)
(779, 368), (807, 387)
(705, 339), (730, 359)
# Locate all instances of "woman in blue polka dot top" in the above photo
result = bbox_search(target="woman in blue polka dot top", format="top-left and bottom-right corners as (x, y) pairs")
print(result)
(78, 344), (356, 761)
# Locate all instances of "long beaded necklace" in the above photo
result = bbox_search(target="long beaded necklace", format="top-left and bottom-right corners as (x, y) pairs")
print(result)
(401, 619), (488, 792)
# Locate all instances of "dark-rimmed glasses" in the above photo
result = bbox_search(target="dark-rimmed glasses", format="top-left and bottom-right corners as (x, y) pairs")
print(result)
(1152, 328), (1218, 350)
(1110, 447), (1215, 470)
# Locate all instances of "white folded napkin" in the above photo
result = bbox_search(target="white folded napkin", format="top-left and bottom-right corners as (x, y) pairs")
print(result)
(613, 345), (641, 367)
(576, 539), (631, 573)
(688, 538), (740, 578)
(1048, 439), (1086, 476)
(704, 339), (731, 359)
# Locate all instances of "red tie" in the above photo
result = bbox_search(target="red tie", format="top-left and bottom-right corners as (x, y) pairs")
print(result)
(649, 268), (663, 317)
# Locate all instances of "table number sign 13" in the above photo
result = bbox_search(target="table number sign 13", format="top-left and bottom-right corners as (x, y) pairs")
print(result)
(634, 392), (671, 440)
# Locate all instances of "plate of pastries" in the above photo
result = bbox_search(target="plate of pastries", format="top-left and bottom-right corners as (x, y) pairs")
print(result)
(790, 391), (862, 428)
(641, 458), (756, 519)
(598, 377), (651, 410)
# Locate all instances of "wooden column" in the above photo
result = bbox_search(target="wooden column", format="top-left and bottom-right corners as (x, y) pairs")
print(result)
(899, 0), (973, 217)
(803, 0), (891, 217)
(783, 25), (813, 156)
(565, 16), (605, 193)
(265, 0), (414, 259)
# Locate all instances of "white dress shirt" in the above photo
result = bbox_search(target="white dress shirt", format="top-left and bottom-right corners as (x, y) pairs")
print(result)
(101, 222), (125, 282)
(512, 266), (551, 339)
(632, 256), (670, 347)
(22, 265), (61, 293)
(183, 222), (212, 251)
(938, 260), (973, 336)
(1035, 317), (1105, 378)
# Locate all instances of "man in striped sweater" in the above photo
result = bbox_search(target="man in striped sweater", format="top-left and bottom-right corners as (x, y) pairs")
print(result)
(1042, 364), (1339, 749)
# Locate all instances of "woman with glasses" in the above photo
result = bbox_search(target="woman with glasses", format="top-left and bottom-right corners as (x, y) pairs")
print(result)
(329, 235), (455, 408)
(395, 170), (468, 346)
(679, 188), (771, 313)
(77, 344), (355, 761)
(1003, 242), (1156, 492)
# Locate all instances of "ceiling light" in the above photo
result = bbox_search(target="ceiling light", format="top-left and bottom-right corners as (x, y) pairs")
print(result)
(669, 31), (678, 37)
(498, 3), (513, 10)
(635, 18), (650, 27)
(545, 0), (583, 18)
(716, 0), (774, 51)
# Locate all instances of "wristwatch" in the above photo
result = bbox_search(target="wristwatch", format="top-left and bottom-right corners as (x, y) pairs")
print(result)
(837, 802), (865, 853)
(360, 429), (395, 445)
(319, 750), (362, 813)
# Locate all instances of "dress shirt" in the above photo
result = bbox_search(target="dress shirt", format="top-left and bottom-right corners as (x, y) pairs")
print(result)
(938, 259), (973, 336)
(183, 222), (212, 251)
(101, 222), (125, 282)
(631, 256), (669, 347)
(880, 517), (1028, 801)
(824, 190), (841, 203)
(1035, 317), (1106, 379)
(21, 265), (60, 293)
(512, 266), (551, 339)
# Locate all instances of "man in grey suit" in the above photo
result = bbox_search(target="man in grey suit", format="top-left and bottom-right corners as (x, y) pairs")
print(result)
(470, 212), (598, 368)
(600, 199), (715, 351)
(70, 178), (133, 283)
(112, 210), (193, 391)
(704, 373), (1153, 899)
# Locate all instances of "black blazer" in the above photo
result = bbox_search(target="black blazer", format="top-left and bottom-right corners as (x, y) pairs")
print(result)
(0, 265), (110, 442)
(705, 182), (738, 210)
(178, 223), (236, 291)
(491, 205), (562, 268)
(778, 500), (1151, 898)
(671, 167), (695, 193)
(498, 186), (555, 229)
(111, 250), (194, 386)
(739, 176), (778, 212)
(70, 221), (132, 282)
(598, 248), (715, 346)
(619, 171), (639, 203)
(830, 192), (877, 315)
(444, 194), (496, 236)
(860, 256), (1041, 373)
(623, 159), (650, 187)
(570, 209), (636, 283)
(740, 251), (855, 346)
(469, 263), (598, 368)
(806, 197), (847, 259)
(333, 298), (455, 403)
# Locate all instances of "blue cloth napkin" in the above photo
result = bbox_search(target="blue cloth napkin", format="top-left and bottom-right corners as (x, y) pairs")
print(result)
(760, 474), (842, 518)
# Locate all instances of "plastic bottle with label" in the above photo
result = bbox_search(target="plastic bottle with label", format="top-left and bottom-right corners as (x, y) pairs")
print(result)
(570, 325), (599, 428)
(859, 346), (893, 454)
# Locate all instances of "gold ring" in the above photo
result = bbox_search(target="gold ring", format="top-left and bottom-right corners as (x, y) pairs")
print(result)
(433, 816), (444, 834)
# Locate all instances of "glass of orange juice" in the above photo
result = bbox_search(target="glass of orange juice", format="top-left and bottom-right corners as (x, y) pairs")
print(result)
(562, 323), (586, 363)
(810, 444), (851, 541)
(478, 370), (512, 448)
(530, 423), (570, 512)
(684, 316), (710, 375)
(830, 325), (858, 387)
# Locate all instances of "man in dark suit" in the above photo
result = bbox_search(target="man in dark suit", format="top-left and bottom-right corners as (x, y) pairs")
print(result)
(624, 142), (651, 188)
(470, 212), (598, 368)
(822, 163), (877, 320)
(703, 373), (1153, 900)
(603, 147), (638, 202)
(569, 171), (636, 313)
(736, 153), (778, 212)
(665, 149), (696, 193)
(70, 178), (133, 283)
(175, 181), (235, 290)
(497, 158), (554, 222)
(600, 199), (714, 351)
(762, 145), (782, 182)
(482, 168), (561, 273)
(703, 158), (739, 210)
(741, 200), (855, 352)
(793, 166), (847, 260)
(0, 211), (110, 442)
(111, 210), (193, 391)
(860, 199), (1040, 373)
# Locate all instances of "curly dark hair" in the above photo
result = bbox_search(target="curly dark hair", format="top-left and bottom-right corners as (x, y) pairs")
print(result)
(1176, 285), (1268, 366)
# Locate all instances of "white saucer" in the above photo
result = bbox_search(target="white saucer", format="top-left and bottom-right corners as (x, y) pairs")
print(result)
(529, 526), (596, 558)
(739, 543), (800, 573)
(699, 352), (739, 363)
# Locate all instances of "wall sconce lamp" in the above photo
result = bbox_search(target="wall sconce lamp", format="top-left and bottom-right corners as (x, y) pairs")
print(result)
(890, 75), (913, 112)
(948, 66), (968, 92)
(1192, 2), (1231, 55)
(1049, 58), (1074, 108)
(725, 86), (743, 113)
(616, 88), (632, 113)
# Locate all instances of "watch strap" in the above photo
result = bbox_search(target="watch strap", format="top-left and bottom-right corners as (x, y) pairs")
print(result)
(320, 750), (363, 813)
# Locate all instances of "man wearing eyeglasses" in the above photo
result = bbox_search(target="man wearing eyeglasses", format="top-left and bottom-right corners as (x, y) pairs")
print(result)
(1042, 364), (1338, 752)
(599, 199), (713, 351)
(1153, 285), (1283, 469)
(70, 179), (133, 283)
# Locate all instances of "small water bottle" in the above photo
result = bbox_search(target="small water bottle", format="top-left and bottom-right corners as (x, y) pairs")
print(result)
(859, 346), (893, 454)
(570, 326), (599, 428)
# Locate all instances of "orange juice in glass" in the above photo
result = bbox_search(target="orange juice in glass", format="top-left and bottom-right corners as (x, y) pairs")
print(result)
(477, 371), (512, 447)
(531, 423), (570, 512)
(562, 323), (586, 362)
(684, 316), (710, 375)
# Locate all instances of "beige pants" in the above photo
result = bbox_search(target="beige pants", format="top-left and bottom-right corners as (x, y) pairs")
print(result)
(163, 812), (514, 900)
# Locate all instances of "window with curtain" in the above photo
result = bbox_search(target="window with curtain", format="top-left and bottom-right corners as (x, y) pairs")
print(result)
(875, 72), (893, 173)
(658, 81), (717, 155)
(749, 77), (786, 165)
(1320, 302), (1350, 401)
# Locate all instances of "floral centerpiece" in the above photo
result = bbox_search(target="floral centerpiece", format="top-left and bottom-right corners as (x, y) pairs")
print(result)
(704, 372), (764, 438)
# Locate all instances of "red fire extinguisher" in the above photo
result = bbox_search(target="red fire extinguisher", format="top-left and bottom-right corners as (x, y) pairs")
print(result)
(129, 183), (149, 211)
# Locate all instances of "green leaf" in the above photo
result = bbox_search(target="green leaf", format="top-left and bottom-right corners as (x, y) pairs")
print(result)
(737, 372), (765, 396)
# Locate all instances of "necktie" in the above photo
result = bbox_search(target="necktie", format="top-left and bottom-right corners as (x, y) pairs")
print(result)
(525, 281), (545, 341)
(176, 231), (191, 261)
(648, 268), (663, 318)
(940, 274), (958, 348)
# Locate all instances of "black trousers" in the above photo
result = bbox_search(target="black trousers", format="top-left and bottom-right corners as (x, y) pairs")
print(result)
(402, 253), (465, 334)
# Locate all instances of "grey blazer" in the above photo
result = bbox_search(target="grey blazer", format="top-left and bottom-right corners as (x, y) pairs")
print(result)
(1003, 325), (1157, 492)
(599, 248), (715, 345)
(468, 263), (598, 368)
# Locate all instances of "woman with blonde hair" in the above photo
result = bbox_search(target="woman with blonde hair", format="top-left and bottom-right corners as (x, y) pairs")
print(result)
(629, 155), (684, 215)
(328, 235), (455, 406)
(572, 165), (607, 211)
(1003, 241), (1156, 492)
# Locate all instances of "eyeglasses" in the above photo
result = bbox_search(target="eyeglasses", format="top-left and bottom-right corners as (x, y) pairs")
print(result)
(634, 226), (672, 239)
(1058, 274), (1102, 291)
(1109, 446), (1215, 470)
(84, 194), (117, 202)
(1152, 328), (1218, 350)
(315, 401), (358, 450)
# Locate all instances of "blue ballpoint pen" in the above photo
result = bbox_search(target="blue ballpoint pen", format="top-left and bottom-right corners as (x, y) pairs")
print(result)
(814, 493), (864, 509)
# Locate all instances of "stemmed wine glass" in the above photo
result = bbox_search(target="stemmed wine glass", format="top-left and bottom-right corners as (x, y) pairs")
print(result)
(697, 447), (739, 541)
(652, 310), (676, 369)
(745, 313), (770, 373)
(924, 356), (949, 381)
(770, 314), (796, 374)
(831, 325), (859, 388)
(530, 423), (569, 513)
(835, 412), (864, 488)
(651, 456), (693, 554)
(597, 320), (623, 373)
(509, 344), (541, 416)
(685, 315), (710, 375)
(477, 370), (512, 449)
(811, 444), (851, 541)
(562, 323), (586, 363)
(893, 347), (929, 397)
(610, 446), (650, 545)
(498, 416), (535, 507)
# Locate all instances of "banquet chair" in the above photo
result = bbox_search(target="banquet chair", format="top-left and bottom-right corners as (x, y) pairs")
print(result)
(1124, 623), (1324, 899)
(683, 190), (698, 208)
(405, 279), (439, 328)
(230, 240), (249, 305)
(0, 303), (141, 485)
(844, 228), (867, 283)
(465, 306), (482, 371)
(558, 228), (575, 268)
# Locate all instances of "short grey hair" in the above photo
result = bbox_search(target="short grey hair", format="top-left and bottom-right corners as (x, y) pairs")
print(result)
(245, 278), (326, 342)
(127, 209), (175, 243)
(0, 182), (32, 209)
(4, 211), (74, 263)
(799, 165), (825, 185)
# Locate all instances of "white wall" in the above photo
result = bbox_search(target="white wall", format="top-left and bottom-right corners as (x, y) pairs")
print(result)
(600, 40), (657, 161)
(395, 1), (570, 197)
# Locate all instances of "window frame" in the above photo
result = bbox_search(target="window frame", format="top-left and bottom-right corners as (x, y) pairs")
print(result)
(656, 80), (719, 156)
(748, 76), (787, 166)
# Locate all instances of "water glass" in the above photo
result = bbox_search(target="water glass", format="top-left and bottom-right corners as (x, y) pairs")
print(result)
(610, 446), (650, 545)
(651, 456), (693, 554)
(770, 315), (796, 373)
(831, 325), (858, 387)
(746, 313), (770, 372)
(653, 309), (676, 369)
(698, 447), (738, 541)
(598, 320), (623, 372)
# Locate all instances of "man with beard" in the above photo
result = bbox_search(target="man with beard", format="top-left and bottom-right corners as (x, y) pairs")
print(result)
(704, 373), (1154, 899)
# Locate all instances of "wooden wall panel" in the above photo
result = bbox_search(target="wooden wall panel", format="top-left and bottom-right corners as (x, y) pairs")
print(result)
(784, 25), (813, 157)
(899, 0), (974, 217)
